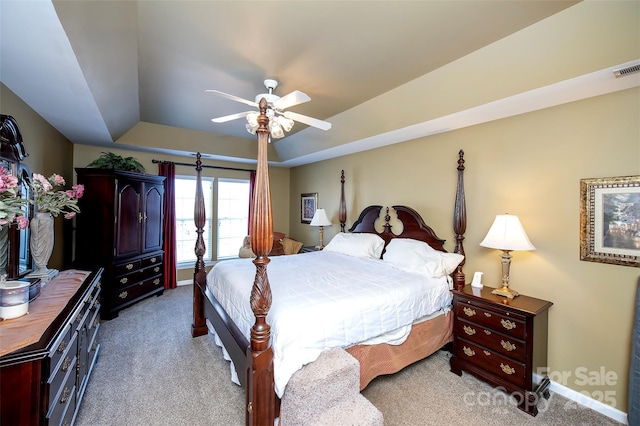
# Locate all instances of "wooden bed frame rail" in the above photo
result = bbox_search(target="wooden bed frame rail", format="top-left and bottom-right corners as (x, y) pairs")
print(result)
(192, 98), (466, 425)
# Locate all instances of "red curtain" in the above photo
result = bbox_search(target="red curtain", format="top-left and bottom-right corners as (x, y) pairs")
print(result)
(158, 162), (177, 289)
(248, 170), (256, 234)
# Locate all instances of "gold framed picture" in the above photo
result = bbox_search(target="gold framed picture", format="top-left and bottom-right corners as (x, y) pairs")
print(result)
(580, 175), (640, 267)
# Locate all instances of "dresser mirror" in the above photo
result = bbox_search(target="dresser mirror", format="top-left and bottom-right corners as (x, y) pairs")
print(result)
(0, 115), (33, 278)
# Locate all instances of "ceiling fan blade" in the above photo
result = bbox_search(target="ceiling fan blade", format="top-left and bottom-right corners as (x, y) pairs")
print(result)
(206, 90), (258, 108)
(273, 90), (311, 110)
(211, 111), (253, 123)
(283, 111), (332, 131)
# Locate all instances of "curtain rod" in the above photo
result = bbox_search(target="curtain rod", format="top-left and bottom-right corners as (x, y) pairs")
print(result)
(152, 159), (254, 173)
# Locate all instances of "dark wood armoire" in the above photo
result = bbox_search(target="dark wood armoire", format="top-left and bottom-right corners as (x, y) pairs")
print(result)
(74, 168), (165, 320)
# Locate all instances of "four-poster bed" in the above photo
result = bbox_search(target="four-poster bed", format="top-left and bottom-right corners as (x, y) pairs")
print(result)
(191, 98), (467, 425)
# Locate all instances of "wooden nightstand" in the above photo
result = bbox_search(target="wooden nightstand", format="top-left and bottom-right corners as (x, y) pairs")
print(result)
(449, 285), (553, 416)
(300, 246), (320, 253)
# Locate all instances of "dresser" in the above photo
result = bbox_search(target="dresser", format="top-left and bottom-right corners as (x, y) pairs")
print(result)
(449, 285), (553, 416)
(0, 269), (102, 426)
(74, 169), (165, 320)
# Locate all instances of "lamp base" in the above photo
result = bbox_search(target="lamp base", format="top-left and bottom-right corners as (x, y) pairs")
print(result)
(491, 285), (519, 299)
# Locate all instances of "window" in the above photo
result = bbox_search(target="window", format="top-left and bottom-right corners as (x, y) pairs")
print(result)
(217, 179), (250, 259)
(175, 177), (213, 264)
(174, 176), (250, 263)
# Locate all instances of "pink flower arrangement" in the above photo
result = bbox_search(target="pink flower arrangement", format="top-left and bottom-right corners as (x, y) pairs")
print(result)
(31, 173), (84, 219)
(0, 166), (29, 229)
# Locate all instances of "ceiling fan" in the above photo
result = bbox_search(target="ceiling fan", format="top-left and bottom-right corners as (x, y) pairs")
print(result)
(207, 79), (331, 139)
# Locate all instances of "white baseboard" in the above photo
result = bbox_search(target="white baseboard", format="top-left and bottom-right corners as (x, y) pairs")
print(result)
(177, 279), (192, 287)
(546, 378), (628, 424)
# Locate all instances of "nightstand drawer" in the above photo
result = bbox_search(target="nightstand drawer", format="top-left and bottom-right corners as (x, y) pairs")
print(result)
(456, 337), (526, 388)
(455, 300), (526, 339)
(456, 319), (526, 361)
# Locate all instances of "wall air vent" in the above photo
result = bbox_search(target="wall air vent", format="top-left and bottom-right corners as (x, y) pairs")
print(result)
(613, 63), (640, 78)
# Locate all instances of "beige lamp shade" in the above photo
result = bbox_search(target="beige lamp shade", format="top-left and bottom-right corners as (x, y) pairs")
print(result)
(480, 214), (535, 299)
(310, 208), (331, 249)
(310, 209), (332, 227)
(480, 214), (535, 251)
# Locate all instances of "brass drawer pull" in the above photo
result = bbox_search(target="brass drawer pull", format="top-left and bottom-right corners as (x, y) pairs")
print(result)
(153, 278), (160, 285)
(92, 341), (99, 351)
(463, 307), (476, 317)
(60, 387), (70, 404)
(119, 291), (128, 299)
(150, 257), (157, 263)
(120, 277), (128, 284)
(501, 319), (517, 330)
(61, 356), (71, 372)
(501, 340), (516, 351)
(154, 266), (160, 273)
(484, 312), (492, 317)
(126, 263), (134, 270)
(463, 325), (476, 336)
(483, 350), (491, 356)
(483, 329), (492, 335)
(500, 363), (516, 375)
(462, 346), (476, 357)
(57, 340), (67, 354)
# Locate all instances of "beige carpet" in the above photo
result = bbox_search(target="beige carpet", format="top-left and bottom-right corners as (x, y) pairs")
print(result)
(76, 285), (623, 425)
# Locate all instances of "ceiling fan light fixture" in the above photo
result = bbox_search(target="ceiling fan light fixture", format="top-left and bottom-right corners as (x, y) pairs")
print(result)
(270, 122), (285, 139)
(245, 111), (259, 135)
(276, 115), (295, 132)
(245, 123), (257, 135)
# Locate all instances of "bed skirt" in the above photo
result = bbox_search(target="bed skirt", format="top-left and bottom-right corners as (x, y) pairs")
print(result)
(346, 309), (454, 389)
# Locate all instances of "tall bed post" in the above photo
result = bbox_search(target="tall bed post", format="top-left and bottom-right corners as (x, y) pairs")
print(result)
(247, 98), (276, 425)
(339, 170), (346, 232)
(192, 152), (208, 337)
(452, 149), (466, 290)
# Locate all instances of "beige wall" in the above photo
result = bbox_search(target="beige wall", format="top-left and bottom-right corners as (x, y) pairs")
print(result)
(1, 83), (75, 270)
(290, 86), (640, 413)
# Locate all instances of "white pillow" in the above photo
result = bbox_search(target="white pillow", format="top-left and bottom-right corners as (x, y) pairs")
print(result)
(383, 238), (464, 278)
(440, 252), (466, 275)
(323, 233), (385, 259)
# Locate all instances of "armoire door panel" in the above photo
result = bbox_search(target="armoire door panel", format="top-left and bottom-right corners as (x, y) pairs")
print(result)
(115, 182), (142, 258)
(143, 184), (164, 253)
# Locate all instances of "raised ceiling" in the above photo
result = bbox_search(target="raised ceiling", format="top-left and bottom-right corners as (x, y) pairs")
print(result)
(3, 0), (624, 166)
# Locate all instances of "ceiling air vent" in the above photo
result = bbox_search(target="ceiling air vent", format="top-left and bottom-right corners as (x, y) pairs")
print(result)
(613, 63), (640, 78)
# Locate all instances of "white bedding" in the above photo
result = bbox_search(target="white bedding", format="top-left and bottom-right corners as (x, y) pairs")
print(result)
(206, 250), (452, 397)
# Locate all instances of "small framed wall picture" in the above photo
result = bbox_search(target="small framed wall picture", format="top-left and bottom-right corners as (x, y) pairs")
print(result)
(301, 193), (317, 224)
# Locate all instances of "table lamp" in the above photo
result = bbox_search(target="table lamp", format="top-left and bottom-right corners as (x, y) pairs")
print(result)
(310, 208), (331, 249)
(479, 214), (535, 299)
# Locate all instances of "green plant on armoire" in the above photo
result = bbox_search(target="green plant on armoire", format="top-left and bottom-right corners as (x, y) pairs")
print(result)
(86, 152), (145, 173)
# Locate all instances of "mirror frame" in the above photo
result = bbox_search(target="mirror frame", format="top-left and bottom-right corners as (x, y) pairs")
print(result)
(0, 115), (33, 278)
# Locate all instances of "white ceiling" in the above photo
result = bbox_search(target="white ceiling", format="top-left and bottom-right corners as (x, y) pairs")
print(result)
(3, 0), (636, 167)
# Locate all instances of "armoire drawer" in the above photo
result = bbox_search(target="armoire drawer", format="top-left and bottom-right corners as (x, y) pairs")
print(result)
(113, 276), (163, 308)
